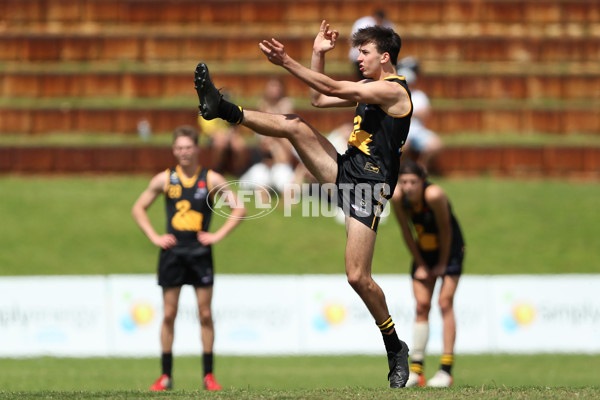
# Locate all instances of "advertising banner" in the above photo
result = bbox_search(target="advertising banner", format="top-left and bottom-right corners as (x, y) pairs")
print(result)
(1, 274), (599, 357)
(0, 276), (108, 357)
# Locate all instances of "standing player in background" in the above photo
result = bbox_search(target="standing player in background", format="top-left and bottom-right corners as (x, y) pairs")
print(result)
(132, 125), (246, 391)
(194, 20), (412, 387)
(391, 160), (465, 387)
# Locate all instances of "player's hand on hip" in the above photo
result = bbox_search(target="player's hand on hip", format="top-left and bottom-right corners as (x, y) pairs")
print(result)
(197, 231), (221, 245)
(154, 234), (177, 249)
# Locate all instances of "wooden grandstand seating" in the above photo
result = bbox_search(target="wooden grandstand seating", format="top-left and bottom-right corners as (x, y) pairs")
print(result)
(3, 34), (600, 63)
(1, 0), (599, 26)
(2, 107), (598, 136)
(1, 0), (599, 176)
(3, 71), (599, 101)
(2, 145), (599, 178)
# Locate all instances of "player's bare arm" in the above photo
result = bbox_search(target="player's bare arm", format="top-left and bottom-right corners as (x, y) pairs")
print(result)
(392, 189), (430, 280)
(132, 171), (177, 249)
(260, 27), (410, 114)
(424, 185), (452, 275)
(197, 170), (246, 246)
(259, 25), (400, 109)
(309, 21), (354, 108)
(264, 38), (408, 110)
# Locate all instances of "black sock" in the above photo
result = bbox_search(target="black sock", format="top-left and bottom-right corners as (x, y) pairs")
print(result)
(218, 98), (244, 124)
(378, 316), (402, 354)
(441, 354), (454, 375)
(161, 352), (173, 377)
(203, 352), (214, 375)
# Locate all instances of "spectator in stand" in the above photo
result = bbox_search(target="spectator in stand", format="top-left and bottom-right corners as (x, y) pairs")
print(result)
(198, 110), (249, 176)
(396, 57), (443, 174)
(241, 77), (299, 197)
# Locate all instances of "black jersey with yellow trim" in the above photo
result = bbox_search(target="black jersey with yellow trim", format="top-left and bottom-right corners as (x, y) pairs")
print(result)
(406, 182), (465, 255)
(164, 165), (213, 251)
(344, 75), (412, 192)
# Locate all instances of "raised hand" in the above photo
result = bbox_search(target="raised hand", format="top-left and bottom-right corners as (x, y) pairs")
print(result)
(313, 20), (339, 54)
(259, 38), (287, 66)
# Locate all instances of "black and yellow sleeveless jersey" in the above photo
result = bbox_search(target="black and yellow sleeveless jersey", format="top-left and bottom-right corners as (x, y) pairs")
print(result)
(344, 75), (412, 192)
(405, 182), (464, 255)
(164, 165), (212, 253)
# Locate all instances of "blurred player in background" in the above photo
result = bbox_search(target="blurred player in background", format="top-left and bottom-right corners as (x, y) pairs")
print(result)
(132, 125), (246, 391)
(194, 20), (412, 387)
(391, 159), (465, 387)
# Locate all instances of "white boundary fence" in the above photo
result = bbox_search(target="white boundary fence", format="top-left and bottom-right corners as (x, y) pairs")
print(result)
(1, 274), (599, 357)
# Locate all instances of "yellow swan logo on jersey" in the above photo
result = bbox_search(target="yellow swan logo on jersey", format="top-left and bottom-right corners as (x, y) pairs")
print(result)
(348, 115), (373, 155)
(414, 223), (439, 251)
(172, 200), (204, 231)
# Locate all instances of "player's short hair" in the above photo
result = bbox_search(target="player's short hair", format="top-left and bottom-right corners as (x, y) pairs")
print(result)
(399, 159), (427, 179)
(351, 25), (402, 65)
(173, 125), (199, 145)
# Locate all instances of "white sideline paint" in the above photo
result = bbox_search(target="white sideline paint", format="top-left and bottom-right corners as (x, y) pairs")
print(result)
(0, 274), (599, 357)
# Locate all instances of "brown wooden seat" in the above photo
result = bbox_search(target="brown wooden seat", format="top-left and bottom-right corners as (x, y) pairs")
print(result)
(2, 145), (598, 178)
(1, 0), (599, 179)
(3, 33), (600, 63)
(2, 0), (598, 27)
(3, 70), (599, 100)
(1, 106), (599, 136)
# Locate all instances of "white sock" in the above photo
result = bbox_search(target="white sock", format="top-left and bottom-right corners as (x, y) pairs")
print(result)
(411, 321), (429, 363)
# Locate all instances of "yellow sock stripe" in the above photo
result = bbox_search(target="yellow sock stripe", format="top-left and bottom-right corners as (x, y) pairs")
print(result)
(377, 317), (394, 331)
(410, 363), (424, 374)
(377, 316), (392, 328)
(441, 354), (454, 365)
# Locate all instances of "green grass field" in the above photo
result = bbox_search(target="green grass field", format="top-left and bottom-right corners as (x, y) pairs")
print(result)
(1, 354), (599, 399)
(1, 175), (599, 399)
(0, 175), (598, 276)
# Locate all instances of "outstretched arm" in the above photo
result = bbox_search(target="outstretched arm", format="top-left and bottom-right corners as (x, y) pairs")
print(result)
(259, 21), (401, 108)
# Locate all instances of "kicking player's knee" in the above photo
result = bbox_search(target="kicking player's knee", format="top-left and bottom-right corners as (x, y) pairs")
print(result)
(285, 114), (311, 137)
(347, 273), (372, 293)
